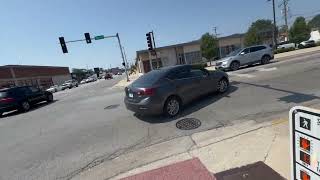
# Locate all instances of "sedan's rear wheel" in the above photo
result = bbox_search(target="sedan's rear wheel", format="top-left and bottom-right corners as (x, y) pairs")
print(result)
(164, 96), (181, 117)
(230, 61), (240, 71)
(20, 101), (30, 112)
(217, 78), (229, 93)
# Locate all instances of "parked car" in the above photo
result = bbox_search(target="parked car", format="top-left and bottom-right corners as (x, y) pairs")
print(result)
(215, 45), (274, 71)
(85, 78), (94, 83)
(277, 41), (296, 49)
(46, 85), (62, 93)
(62, 80), (78, 89)
(124, 65), (229, 117)
(0, 86), (53, 116)
(298, 40), (316, 49)
(80, 79), (87, 84)
(105, 73), (113, 80)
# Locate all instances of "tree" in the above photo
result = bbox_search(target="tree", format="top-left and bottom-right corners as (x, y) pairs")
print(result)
(308, 14), (320, 29)
(200, 33), (218, 65)
(289, 17), (311, 44)
(244, 19), (274, 46)
(72, 68), (93, 80)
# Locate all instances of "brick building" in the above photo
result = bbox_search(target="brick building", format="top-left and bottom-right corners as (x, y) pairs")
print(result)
(0, 65), (71, 89)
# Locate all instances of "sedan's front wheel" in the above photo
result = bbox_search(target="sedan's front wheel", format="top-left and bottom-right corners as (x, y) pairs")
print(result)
(217, 78), (229, 93)
(47, 94), (53, 103)
(164, 96), (181, 117)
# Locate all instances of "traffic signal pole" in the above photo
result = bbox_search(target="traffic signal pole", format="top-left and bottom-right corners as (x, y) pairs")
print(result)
(59, 33), (130, 82)
(116, 33), (129, 82)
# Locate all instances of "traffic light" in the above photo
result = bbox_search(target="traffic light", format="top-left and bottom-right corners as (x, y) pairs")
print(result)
(84, 33), (92, 44)
(122, 62), (126, 66)
(59, 37), (68, 53)
(146, 32), (153, 51)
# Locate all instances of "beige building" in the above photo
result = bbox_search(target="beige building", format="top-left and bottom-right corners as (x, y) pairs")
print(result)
(136, 34), (245, 73)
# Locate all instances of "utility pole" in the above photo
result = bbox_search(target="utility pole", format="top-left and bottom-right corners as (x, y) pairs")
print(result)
(213, 27), (222, 59)
(116, 33), (129, 81)
(122, 46), (130, 74)
(268, 0), (278, 46)
(279, 0), (289, 41)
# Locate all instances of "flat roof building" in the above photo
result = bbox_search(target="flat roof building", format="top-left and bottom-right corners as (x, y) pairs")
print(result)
(136, 34), (245, 73)
(0, 65), (71, 89)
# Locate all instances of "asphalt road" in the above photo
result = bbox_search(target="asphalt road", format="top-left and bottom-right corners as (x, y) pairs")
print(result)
(1, 52), (320, 180)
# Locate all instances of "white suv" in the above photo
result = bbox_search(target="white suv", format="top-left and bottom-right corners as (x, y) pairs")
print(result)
(216, 45), (274, 71)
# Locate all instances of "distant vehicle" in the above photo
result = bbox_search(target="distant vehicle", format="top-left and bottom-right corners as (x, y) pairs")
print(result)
(46, 85), (62, 93)
(0, 86), (53, 117)
(62, 80), (78, 89)
(124, 65), (229, 117)
(298, 40), (316, 49)
(105, 73), (113, 80)
(277, 41), (296, 49)
(80, 79), (87, 84)
(215, 45), (274, 71)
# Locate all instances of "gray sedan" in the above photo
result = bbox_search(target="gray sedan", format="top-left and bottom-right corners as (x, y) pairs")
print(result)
(124, 65), (229, 117)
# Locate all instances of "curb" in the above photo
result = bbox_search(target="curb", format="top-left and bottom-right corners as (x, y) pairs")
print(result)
(71, 119), (288, 180)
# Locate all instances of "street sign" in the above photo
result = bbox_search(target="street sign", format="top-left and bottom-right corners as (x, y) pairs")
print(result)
(290, 106), (320, 180)
(94, 35), (104, 40)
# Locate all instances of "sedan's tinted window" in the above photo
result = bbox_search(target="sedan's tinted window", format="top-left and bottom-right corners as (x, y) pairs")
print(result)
(190, 69), (207, 77)
(29, 87), (39, 93)
(133, 69), (166, 86)
(167, 69), (190, 80)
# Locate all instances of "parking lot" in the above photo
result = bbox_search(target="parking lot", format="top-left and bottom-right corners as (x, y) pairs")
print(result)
(1, 52), (320, 180)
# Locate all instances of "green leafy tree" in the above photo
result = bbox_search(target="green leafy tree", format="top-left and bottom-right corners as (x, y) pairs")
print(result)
(289, 17), (311, 44)
(200, 33), (218, 65)
(72, 68), (93, 80)
(308, 14), (320, 29)
(244, 19), (274, 46)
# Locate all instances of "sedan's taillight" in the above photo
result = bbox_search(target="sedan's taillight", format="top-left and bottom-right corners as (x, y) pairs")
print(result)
(137, 88), (155, 96)
(0, 97), (15, 103)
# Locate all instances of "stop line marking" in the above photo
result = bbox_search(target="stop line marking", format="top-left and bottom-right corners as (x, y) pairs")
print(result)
(228, 72), (255, 78)
(257, 67), (278, 72)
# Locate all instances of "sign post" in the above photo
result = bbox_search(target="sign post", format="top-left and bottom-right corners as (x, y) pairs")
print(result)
(290, 106), (320, 180)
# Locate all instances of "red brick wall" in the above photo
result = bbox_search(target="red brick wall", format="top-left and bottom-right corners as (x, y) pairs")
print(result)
(0, 68), (13, 79)
(12, 66), (70, 78)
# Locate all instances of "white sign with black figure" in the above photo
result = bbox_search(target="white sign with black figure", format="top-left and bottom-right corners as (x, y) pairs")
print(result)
(290, 106), (320, 180)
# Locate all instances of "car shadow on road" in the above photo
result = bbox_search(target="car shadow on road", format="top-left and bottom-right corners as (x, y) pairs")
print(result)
(135, 85), (238, 124)
(236, 81), (320, 104)
(0, 100), (58, 119)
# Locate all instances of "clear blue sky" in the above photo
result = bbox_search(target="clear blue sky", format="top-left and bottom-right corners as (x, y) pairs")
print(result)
(1, 0), (319, 69)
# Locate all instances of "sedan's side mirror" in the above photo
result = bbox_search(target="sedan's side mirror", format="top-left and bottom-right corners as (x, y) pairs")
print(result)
(240, 52), (245, 55)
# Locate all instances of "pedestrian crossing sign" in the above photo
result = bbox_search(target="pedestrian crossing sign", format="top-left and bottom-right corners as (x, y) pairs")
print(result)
(290, 106), (320, 180)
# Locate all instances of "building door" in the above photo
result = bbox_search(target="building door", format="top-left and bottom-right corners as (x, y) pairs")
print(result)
(143, 60), (151, 73)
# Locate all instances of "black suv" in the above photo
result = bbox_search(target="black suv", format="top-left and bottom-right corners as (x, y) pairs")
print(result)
(0, 86), (53, 116)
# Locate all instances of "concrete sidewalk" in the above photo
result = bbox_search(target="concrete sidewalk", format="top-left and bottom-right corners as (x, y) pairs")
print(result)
(72, 118), (291, 180)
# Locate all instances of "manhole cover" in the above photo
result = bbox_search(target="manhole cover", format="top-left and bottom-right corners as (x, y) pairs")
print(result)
(176, 118), (201, 130)
(104, 104), (120, 110)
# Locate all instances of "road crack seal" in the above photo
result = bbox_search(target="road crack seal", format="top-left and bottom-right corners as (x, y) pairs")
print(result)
(263, 133), (277, 162)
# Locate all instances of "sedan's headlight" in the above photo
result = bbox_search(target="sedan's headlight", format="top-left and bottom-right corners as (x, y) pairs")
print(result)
(222, 61), (228, 65)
